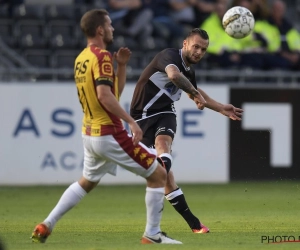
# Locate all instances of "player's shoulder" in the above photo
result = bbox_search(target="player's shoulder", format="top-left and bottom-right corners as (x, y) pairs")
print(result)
(159, 48), (180, 56)
(89, 47), (112, 62)
(157, 48), (181, 65)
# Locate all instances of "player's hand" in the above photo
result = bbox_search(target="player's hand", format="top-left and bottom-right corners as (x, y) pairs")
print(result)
(113, 47), (132, 65)
(221, 104), (243, 121)
(129, 121), (143, 146)
(194, 93), (206, 110)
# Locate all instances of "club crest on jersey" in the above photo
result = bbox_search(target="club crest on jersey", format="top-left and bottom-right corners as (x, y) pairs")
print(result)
(164, 82), (179, 95)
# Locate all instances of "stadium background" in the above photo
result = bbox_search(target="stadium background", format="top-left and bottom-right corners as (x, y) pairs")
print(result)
(1, 0), (300, 184)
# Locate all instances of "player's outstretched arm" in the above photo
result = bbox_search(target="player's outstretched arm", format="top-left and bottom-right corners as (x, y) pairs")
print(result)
(197, 87), (243, 120)
(166, 65), (206, 109)
(220, 104), (243, 121)
(197, 87), (223, 111)
(113, 47), (131, 96)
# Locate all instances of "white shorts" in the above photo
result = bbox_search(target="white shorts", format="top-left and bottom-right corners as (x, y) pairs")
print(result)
(82, 129), (158, 182)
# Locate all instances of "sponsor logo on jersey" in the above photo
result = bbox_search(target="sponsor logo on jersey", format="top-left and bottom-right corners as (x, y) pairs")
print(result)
(102, 62), (113, 76)
(164, 82), (179, 95)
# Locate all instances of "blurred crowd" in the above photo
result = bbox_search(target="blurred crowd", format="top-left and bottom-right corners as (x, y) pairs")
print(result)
(103, 0), (300, 71)
(0, 0), (300, 71)
(201, 0), (300, 71)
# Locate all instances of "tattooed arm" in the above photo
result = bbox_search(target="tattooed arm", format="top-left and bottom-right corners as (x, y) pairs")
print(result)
(165, 65), (206, 109)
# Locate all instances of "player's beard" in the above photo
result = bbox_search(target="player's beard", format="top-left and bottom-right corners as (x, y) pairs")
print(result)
(186, 53), (198, 65)
(104, 30), (113, 46)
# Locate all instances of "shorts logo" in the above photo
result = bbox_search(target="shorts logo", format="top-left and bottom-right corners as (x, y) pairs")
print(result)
(167, 128), (175, 134)
(133, 147), (154, 167)
(155, 127), (165, 136)
(133, 147), (141, 157)
(140, 153), (147, 161)
(146, 157), (154, 166)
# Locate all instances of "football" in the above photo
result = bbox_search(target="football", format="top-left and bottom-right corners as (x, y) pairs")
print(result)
(222, 6), (255, 39)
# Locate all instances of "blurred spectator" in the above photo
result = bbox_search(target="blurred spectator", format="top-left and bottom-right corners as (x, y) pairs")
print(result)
(232, 0), (300, 71)
(264, 0), (300, 70)
(106, 0), (153, 44)
(229, 0), (293, 71)
(168, 0), (195, 29)
(248, 0), (269, 20)
(231, 0), (270, 68)
(231, 0), (269, 20)
(0, 0), (24, 17)
(143, 0), (185, 47)
(190, 0), (218, 27)
(73, 0), (94, 4)
(200, 0), (265, 69)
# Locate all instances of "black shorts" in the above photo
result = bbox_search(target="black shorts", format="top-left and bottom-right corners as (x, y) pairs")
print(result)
(136, 113), (177, 148)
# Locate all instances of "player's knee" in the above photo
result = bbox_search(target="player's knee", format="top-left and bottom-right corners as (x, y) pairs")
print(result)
(78, 177), (99, 193)
(157, 153), (172, 173)
(155, 135), (172, 151)
(147, 163), (167, 187)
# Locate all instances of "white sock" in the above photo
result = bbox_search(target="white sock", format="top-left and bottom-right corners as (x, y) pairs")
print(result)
(144, 187), (165, 236)
(44, 182), (87, 230)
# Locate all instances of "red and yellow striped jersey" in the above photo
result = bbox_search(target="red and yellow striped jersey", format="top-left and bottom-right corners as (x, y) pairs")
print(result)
(74, 45), (124, 136)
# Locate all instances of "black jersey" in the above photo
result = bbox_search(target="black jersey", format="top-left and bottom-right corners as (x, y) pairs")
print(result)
(130, 48), (197, 121)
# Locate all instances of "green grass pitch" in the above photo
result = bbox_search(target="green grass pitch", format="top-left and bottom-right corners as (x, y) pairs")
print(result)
(1, 181), (300, 250)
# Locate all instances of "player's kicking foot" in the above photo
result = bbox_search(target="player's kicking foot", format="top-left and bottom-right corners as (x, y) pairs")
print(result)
(141, 231), (182, 244)
(31, 223), (51, 243)
(192, 223), (210, 234)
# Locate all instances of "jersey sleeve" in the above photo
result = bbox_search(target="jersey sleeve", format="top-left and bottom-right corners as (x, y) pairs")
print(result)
(92, 50), (114, 87)
(156, 49), (181, 73)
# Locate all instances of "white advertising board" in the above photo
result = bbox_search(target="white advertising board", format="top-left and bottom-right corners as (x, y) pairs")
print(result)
(0, 83), (229, 185)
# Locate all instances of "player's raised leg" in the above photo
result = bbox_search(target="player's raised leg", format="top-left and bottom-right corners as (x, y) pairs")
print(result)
(155, 134), (209, 233)
(165, 171), (209, 233)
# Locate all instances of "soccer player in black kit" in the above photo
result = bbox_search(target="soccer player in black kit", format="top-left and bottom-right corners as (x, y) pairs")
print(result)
(130, 28), (243, 233)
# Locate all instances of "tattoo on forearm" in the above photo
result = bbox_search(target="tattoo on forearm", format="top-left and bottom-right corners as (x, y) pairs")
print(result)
(173, 75), (198, 96)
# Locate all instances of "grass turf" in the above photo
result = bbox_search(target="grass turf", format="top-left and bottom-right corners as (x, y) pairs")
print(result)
(0, 181), (300, 250)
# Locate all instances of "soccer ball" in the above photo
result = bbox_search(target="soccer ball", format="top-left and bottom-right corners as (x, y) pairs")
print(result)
(222, 6), (255, 39)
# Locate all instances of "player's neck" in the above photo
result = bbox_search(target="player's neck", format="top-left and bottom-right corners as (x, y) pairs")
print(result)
(86, 39), (106, 50)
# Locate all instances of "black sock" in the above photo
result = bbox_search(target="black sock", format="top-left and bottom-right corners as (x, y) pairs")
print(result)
(166, 188), (201, 230)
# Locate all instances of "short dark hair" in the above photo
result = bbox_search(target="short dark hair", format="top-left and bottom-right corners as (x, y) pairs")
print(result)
(80, 9), (109, 38)
(186, 28), (209, 40)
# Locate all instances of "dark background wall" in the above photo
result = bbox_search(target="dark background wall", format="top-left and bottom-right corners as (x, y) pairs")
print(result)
(230, 87), (300, 180)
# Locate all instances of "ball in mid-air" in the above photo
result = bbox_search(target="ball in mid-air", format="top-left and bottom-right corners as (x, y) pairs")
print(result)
(222, 6), (255, 39)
